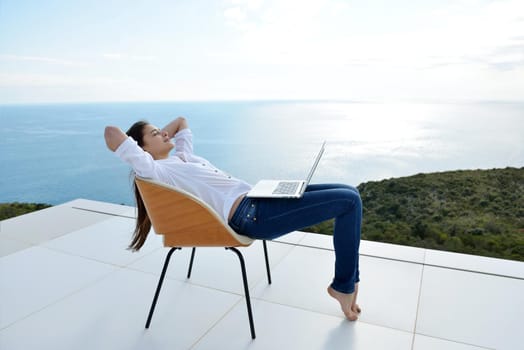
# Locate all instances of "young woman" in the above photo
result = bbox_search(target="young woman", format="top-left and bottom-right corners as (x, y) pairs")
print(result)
(104, 117), (362, 320)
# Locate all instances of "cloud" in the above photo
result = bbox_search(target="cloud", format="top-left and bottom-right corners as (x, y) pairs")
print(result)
(218, 0), (524, 73)
(224, 7), (247, 23)
(486, 44), (524, 71)
(223, 0), (264, 30)
(0, 54), (87, 66)
(101, 53), (157, 61)
(2, 0), (523, 103)
(0, 72), (131, 87)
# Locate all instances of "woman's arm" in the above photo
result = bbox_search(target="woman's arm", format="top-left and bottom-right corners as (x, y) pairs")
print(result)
(104, 126), (127, 152)
(161, 117), (188, 139)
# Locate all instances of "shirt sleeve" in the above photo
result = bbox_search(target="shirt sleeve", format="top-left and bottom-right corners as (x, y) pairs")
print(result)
(114, 136), (158, 178)
(174, 128), (193, 159)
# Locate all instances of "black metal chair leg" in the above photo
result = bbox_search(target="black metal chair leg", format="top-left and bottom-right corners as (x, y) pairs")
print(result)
(226, 247), (256, 339)
(187, 247), (196, 279)
(145, 247), (180, 329)
(263, 240), (272, 285)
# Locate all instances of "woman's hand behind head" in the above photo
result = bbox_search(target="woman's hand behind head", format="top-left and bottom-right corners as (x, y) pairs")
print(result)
(104, 126), (127, 152)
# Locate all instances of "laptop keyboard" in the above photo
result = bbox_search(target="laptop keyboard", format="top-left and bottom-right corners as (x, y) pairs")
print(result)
(273, 181), (300, 195)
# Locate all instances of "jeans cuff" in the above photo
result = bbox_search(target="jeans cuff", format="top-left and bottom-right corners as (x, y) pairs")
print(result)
(330, 280), (355, 294)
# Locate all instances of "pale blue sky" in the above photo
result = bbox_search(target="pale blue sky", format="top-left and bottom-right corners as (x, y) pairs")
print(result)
(0, 0), (523, 103)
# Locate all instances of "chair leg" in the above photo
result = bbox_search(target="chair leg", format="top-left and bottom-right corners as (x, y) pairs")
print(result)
(145, 247), (180, 329)
(226, 247), (256, 339)
(263, 240), (272, 285)
(187, 247), (196, 279)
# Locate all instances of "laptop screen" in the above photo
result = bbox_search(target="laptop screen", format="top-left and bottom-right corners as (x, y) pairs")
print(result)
(305, 141), (326, 184)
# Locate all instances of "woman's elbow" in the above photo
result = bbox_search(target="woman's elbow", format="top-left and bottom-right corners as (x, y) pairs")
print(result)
(104, 126), (126, 152)
(177, 116), (188, 130)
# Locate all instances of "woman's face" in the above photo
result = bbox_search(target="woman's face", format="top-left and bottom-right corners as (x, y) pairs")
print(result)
(141, 124), (174, 159)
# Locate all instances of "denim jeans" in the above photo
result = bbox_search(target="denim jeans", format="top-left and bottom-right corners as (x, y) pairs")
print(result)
(228, 183), (361, 294)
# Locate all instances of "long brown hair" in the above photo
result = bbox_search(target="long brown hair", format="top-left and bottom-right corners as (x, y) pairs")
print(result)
(126, 120), (152, 252)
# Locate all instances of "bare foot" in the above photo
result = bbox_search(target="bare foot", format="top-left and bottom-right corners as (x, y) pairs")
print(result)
(352, 283), (362, 314)
(327, 286), (359, 321)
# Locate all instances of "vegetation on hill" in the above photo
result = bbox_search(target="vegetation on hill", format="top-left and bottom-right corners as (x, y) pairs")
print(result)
(304, 167), (524, 261)
(0, 202), (52, 221)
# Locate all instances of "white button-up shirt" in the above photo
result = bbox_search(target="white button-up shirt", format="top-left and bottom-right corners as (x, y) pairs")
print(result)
(115, 128), (252, 222)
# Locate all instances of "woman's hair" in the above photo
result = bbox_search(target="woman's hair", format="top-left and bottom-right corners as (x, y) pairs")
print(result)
(126, 120), (151, 251)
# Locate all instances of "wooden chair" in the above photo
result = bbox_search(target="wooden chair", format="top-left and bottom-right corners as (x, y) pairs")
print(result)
(135, 177), (271, 339)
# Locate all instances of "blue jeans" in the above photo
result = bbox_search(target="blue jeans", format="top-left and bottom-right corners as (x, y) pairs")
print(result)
(228, 184), (361, 294)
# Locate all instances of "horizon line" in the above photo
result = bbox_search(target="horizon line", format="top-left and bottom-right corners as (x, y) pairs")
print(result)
(2, 97), (524, 107)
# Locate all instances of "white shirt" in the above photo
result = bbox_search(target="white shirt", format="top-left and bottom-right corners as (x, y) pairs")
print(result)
(115, 128), (252, 222)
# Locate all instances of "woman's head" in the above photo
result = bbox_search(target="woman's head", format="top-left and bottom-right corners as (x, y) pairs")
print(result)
(126, 120), (174, 160)
(126, 120), (148, 147)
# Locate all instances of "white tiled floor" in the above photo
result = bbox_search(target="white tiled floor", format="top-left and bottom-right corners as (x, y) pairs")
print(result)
(1, 199), (523, 350)
(0, 236), (33, 257)
(42, 216), (163, 267)
(412, 335), (491, 350)
(416, 266), (524, 350)
(0, 246), (116, 329)
(424, 249), (524, 279)
(129, 240), (295, 295)
(0, 203), (114, 244)
(193, 299), (414, 350)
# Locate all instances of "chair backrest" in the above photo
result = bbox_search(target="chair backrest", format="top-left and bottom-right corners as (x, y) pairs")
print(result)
(135, 177), (254, 248)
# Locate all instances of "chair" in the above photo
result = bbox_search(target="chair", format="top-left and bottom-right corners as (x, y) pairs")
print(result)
(135, 177), (272, 339)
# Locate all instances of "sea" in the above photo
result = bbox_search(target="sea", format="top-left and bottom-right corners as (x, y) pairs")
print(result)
(1, 100), (523, 206)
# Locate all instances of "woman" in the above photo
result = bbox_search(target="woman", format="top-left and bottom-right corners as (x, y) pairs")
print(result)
(104, 117), (362, 320)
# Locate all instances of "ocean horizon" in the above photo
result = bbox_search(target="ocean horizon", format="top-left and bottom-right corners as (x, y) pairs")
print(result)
(1, 100), (523, 206)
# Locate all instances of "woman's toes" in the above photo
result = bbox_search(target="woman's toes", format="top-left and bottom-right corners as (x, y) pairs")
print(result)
(327, 286), (359, 321)
(352, 303), (362, 314)
(344, 309), (359, 321)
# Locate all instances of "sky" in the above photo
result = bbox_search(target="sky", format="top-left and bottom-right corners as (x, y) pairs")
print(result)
(0, 0), (523, 104)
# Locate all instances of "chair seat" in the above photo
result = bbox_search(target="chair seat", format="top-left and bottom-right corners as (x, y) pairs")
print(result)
(135, 177), (254, 247)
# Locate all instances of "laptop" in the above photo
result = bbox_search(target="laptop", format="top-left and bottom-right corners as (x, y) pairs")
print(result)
(246, 141), (326, 198)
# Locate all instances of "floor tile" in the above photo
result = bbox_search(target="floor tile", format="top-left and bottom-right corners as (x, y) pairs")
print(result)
(64, 199), (135, 217)
(356, 255), (422, 332)
(0, 236), (33, 257)
(413, 335), (492, 350)
(297, 231), (333, 249)
(0, 205), (112, 244)
(253, 246), (422, 332)
(252, 245), (343, 317)
(128, 240), (295, 295)
(0, 246), (115, 329)
(360, 240), (426, 264)
(193, 299), (413, 350)
(425, 249), (524, 279)
(272, 230), (306, 245)
(0, 268), (241, 350)
(299, 233), (426, 264)
(416, 266), (524, 350)
(43, 216), (163, 266)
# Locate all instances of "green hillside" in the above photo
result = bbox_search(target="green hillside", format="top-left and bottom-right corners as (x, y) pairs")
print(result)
(304, 167), (524, 261)
(0, 202), (51, 220)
